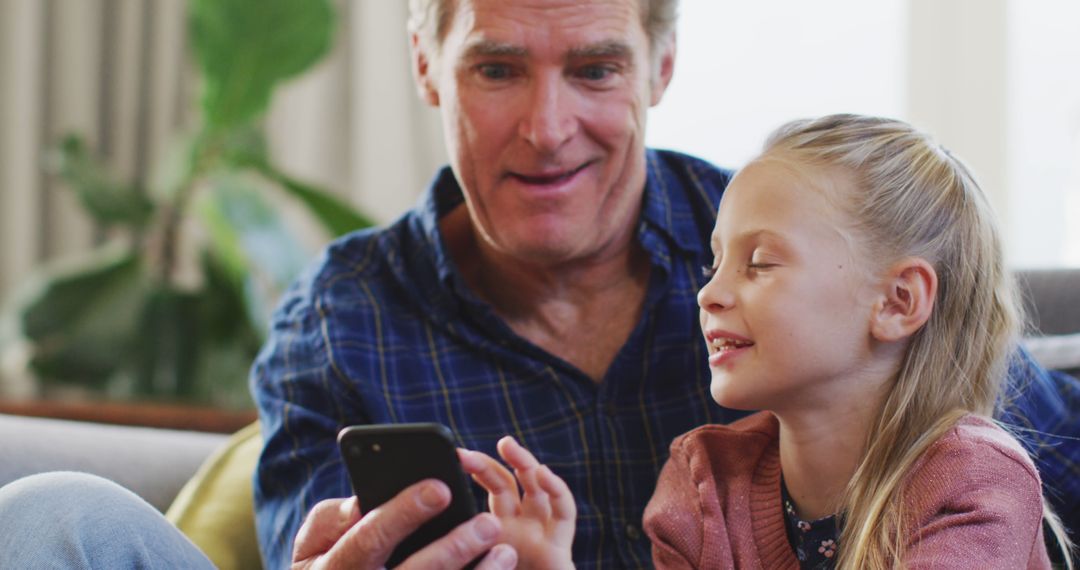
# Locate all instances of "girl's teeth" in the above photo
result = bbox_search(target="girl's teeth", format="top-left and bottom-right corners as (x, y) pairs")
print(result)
(711, 338), (750, 350)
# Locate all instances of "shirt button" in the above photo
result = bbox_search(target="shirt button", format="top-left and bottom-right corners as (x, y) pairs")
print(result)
(625, 523), (643, 541)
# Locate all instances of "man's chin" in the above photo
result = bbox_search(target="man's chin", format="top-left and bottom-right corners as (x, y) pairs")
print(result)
(491, 231), (597, 266)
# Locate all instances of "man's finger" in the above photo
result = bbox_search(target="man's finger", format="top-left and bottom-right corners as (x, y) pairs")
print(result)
(398, 513), (504, 570)
(325, 479), (452, 568)
(292, 497), (360, 563)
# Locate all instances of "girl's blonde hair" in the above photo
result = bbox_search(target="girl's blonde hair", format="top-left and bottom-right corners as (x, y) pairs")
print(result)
(761, 114), (1072, 569)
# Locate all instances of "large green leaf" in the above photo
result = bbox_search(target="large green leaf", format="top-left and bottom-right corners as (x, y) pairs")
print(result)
(132, 287), (202, 398)
(191, 0), (335, 129)
(195, 253), (262, 408)
(198, 172), (312, 336)
(198, 251), (260, 344)
(216, 123), (270, 166)
(194, 336), (259, 409)
(199, 172), (310, 289)
(14, 248), (149, 386)
(259, 163), (376, 236)
(45, 135), (154, 228)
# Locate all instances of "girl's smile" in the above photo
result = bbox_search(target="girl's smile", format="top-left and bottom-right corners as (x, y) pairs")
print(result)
(704, 329), (754, 368)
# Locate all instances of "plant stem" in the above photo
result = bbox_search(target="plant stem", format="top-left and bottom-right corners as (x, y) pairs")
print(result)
(158, 136), (213, 285)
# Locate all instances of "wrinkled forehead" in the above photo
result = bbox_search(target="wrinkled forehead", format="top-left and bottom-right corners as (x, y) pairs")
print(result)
(445, 0), (648, 51)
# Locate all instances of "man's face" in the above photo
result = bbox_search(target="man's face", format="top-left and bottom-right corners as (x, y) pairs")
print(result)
(415, 0), (674, 265)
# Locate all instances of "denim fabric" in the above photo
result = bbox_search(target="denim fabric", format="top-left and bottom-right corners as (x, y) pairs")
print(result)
(0, 472), (214, 569)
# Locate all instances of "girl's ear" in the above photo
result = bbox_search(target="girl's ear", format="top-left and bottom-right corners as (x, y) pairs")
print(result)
(870, 258), (937, 342)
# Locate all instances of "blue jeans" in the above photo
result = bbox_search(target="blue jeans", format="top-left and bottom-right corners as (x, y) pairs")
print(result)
(0, 472), (215, 569)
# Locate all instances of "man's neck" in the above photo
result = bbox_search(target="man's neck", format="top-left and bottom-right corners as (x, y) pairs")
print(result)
(440, 206), (651, 382)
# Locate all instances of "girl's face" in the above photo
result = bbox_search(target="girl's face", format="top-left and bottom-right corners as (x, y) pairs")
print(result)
(698, 157), (882, 412)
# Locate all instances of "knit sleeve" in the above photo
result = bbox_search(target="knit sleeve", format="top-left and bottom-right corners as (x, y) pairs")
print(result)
(903, 428), (1051, 569)
(643, 439), (702, 570)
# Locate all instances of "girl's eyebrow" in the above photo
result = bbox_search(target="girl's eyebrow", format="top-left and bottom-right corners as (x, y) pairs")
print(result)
(715, 228), (791, 251)
(737, 228), (788, 244)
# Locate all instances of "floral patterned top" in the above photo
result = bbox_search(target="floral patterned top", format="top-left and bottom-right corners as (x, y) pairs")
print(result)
(781, 480), (840, 570)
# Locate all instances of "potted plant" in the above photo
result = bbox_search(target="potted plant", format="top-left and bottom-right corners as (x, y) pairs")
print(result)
(0, 0), (372, 408)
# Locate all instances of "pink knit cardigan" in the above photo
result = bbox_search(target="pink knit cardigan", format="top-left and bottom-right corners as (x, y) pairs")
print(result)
(643, 411), (1051, 569)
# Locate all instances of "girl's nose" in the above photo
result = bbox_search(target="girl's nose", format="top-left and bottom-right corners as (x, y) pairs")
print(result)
(697, 269), (734, 311)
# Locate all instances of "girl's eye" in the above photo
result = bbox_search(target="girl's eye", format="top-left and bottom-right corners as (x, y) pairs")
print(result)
(701, 264), (717, 278)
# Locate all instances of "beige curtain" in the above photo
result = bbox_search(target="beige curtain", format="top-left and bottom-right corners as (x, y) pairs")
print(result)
(0, 0), (445, 305)
(267, 1), (447, 225)
(1, 0), (189, 300)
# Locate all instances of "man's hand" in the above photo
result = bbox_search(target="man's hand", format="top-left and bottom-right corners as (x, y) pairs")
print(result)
(291, 479), (518, 570)
(460, 437), (576, 570)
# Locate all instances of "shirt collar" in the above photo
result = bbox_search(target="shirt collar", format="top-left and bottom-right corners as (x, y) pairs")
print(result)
(416, 166), (465, 287)
(639, 149), (711, 255)
(412, 149), (709, 300)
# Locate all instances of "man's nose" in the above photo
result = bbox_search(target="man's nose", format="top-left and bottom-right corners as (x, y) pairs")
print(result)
(518, 73), (577, 153)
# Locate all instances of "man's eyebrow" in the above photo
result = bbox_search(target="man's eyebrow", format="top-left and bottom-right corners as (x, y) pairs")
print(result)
(460, 39), (634, 62)
(568, 40), (634, 60)
(461, 39), (527, 59)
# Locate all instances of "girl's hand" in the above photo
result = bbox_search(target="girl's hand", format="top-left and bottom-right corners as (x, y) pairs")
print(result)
(459, 436), (576, 570)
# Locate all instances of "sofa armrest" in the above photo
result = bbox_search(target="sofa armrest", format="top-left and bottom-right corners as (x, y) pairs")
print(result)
(1016, 268), (1080, 337)
(0, 413), (227, 511)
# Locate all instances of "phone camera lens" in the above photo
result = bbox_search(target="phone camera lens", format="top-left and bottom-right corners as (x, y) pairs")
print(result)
(348, 444), (363, 457)
(371, 443), (382, 453)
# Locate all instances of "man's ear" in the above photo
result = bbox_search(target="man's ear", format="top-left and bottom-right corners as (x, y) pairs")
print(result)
(870, 258), (937, 342)
(650, 33), (676, 106)
(410, 32), (440, 107)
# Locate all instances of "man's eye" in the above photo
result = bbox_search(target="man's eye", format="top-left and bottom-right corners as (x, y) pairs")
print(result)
(477, 64), (513, 80)
(577, 65), (614, 81)
(701, 264), (717, 278)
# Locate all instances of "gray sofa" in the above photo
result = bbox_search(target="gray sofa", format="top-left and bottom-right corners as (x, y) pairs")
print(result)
(0, 269), (1077, 515)
(0, 413), (228, 512)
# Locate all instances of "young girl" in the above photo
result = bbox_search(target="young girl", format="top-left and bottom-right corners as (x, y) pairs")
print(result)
(459, 114), (1073, 569)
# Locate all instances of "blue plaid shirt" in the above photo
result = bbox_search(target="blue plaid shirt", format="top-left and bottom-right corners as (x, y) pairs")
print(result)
(251, 149), (1079, 569)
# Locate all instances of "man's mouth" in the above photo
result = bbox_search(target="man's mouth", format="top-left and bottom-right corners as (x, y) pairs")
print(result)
(510, 161), (591, 186)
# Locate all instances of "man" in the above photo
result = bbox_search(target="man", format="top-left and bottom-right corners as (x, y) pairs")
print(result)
(255, 0), (742, 567)
(256, 0), (1079, 569)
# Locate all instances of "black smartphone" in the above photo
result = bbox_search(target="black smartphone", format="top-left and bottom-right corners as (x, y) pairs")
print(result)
(337, 423), (479, 568)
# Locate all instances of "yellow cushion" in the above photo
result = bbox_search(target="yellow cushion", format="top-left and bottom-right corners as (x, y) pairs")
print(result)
(166, 421), (263, 570)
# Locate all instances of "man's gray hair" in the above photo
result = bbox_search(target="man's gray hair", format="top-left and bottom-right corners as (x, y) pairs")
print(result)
(407, 0), (679, 55)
